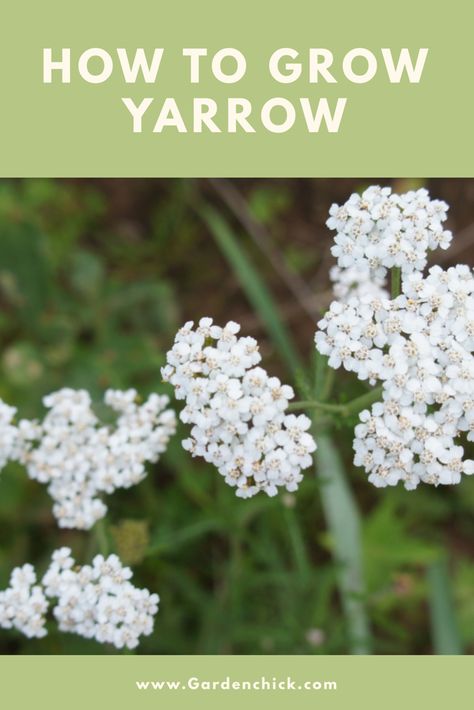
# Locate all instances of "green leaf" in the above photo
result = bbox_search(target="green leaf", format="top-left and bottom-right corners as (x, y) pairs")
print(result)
(363, 496), (439, 594)
(428, 556), (462, 654)
(199, 205), (302, 374)
(315, 431), (372, 654)
(146, 519), (223, 556)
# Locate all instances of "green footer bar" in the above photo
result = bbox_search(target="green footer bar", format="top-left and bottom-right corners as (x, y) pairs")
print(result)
(1, 655), (471, 709)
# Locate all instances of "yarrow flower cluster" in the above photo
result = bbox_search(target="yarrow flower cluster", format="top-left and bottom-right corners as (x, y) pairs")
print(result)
(0, 549), (159, 649)
(329, 264), (388, 303)
(0, 388), (176, 529)
(42, 548), (159, 649)
(0, 564), (48, 639)
(328, 185), (452, 280)
(162, 318), (316, 498)
(0, 401), (22, 469)
(317, 260), (474, 489)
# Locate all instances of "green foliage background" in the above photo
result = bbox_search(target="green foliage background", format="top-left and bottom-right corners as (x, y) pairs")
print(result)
(0, 178), (473, 655)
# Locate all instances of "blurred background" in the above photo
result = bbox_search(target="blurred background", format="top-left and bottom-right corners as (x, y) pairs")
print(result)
(0, 177), (474, 655)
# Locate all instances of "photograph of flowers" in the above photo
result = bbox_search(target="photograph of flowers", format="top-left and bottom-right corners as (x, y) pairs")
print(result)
(1, 177), (473, 655)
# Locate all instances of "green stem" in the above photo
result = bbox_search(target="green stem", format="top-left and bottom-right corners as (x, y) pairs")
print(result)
(340, 386), (384, 416)
(95, 518), (110, 557)
(427, 556), (462, 654)
(314, 430), (372, 653)
(320, 367), (336, 403)
(391, 266), (401, 299)
(289, 385), (383, 418)
(288, 400), (346, 414)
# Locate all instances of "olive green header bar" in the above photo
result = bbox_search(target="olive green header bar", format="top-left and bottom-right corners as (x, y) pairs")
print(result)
(0, 0), (472, 176)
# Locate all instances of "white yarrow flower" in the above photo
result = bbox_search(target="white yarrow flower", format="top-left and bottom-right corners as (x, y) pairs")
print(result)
(162, 318), (317, 498)
(328, 185), (452, 279)
(317, 263), (474, 489)
(19, 388), (176, 529)
(0, 401), (23, 470)
(0, 563), (48, 639)
(330, 264), (389, 302)
(42, 548), (159, 650)
(1, 549), (159, 649)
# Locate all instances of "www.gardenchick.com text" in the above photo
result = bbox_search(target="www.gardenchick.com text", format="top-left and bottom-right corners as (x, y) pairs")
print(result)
(136, 676), (338, 691)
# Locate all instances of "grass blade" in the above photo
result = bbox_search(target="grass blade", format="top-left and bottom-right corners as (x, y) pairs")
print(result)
(427, 556), (462, 654)
(202, 201), (371, 654)
(315, 431), (372, 654)
(199, 204), (303, 374)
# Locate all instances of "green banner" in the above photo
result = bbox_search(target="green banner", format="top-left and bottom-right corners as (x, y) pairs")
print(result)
(0, 0), (472, 176)
(2, 655), (473, 708)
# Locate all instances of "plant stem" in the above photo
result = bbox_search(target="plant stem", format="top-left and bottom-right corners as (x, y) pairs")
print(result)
(427, 556), (462, 654)
(391, 266), (401, 299)
(95, 518), (110, 557)
(320, 366), (336, 403)
(288, 400), (347, 414)
(314, 430), (372, 654)
(340, 386), (383, 416)
(288, 385), (383, 418)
